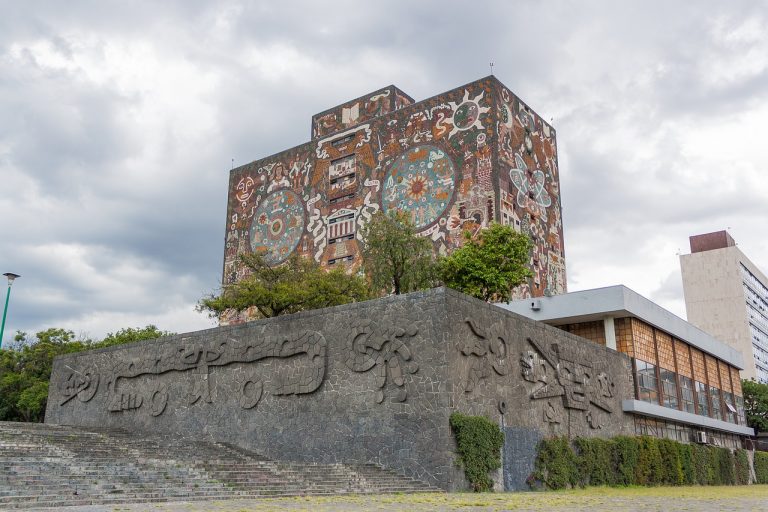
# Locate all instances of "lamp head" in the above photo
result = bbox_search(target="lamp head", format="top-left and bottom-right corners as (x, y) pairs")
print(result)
(3, 273), (20, 285)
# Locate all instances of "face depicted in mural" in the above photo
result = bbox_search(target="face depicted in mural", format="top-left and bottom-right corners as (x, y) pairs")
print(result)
(249, 189), (305, 265)
(381, 145), (456, 231)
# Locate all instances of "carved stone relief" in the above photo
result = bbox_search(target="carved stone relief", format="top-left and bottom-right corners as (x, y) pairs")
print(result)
(460, 318), (510, 392)
(59, 368), (99, 405)
(344, 319), (419, 403)
(59, 330), (327, 417)
(520, 336), (616, 429)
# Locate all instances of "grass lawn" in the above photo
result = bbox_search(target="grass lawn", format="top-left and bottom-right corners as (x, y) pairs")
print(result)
(150, 486), (768, 512)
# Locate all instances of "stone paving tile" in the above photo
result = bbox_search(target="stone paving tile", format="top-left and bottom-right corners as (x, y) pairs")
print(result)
(20, 486), (768, 512)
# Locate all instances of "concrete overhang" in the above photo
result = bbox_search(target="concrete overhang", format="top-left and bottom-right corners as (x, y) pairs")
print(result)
(499, 285), (744, 369)
(622, 399), (755, 437)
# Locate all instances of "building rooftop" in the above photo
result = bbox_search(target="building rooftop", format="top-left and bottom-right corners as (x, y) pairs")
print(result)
(499, 285), (744, 369)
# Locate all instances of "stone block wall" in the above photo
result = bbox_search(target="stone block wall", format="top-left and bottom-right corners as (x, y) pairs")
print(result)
(46, 288), (635, 490)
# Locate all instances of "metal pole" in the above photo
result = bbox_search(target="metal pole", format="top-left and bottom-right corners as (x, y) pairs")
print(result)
(0, 282), (11, 349)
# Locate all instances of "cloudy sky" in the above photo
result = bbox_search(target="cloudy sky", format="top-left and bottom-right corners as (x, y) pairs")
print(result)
(2, 1), (767, 341)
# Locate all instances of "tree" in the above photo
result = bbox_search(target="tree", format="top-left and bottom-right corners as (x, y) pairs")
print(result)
(92, 325), (172, 349)
(198, 252), (371, 318)
(0, 325), (174, 423)
(360, 211), (439, 295)
(439, 223), (532, 302)
(0, 328), (88, 423)
(743, 379), (768, 432)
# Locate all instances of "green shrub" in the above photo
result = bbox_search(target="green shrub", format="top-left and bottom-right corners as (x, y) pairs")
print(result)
(713, 447), (735, 485)
(676, 442), (695, 485)
(449, 412), (504, 492)
(658, 439), (684, 485)
(532, 435), (752, 489)
(755, 451), (768, 484)
(692, 443), (714, 485)
(529, 437), (578, 490)
(612, 436), (640, 486)
(574, 437), (614, 486)
(635, 436), (664, 485)
(735, 449), (751, 485)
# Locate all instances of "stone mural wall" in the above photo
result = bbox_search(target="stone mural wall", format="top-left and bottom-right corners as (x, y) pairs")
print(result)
(47, 289), (634, 491)
(223, 77), (566, 324)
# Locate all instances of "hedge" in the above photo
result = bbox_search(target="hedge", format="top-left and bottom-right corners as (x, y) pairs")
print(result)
(756, 451), (768, 484)
(530, 436), (753, 490)
(449, 413), (504, 492)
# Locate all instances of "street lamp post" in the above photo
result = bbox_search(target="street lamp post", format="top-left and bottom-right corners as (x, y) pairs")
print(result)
(0, 273), (20, 349)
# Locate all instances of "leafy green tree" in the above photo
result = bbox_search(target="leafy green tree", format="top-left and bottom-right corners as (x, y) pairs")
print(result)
(439, 223), (532, 302)
(743, 379), (768, 432)
(199, 252), (371, 318)
(360, 211), (439, 295)
(0, 325), (173, 423)
(0, 329), (88, 423)
(92, 325), (172, 349)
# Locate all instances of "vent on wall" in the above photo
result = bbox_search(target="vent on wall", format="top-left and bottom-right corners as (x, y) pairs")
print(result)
(530, 300), (542, 311)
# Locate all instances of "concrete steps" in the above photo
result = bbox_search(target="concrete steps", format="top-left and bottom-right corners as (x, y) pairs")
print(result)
(0, 421), (439, 508)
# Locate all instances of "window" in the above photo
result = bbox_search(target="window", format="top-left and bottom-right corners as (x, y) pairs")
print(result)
(328, 155), (358, 200)
(695, 381), (709, 417)
(735, 395), (746, 425)
(709, 386), (723, 420)
(659, 369), (678, 410)
(635, 359), (659, 404)
(328, 254), (354, 266)
(723, 392), (737, 424)
(679, 376), (695, 414)
(331, 134), (355, 148)
(327, 212), (356, 245)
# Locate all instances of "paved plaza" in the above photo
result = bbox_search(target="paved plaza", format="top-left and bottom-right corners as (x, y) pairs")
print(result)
(23, 486), (768, 512)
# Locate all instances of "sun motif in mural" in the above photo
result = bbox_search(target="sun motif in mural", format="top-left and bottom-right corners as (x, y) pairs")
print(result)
(249, 189), (305, 265)
(382, 145), (456, 231)
(509, 153), (551, 211)
(446, 90), (491, 138)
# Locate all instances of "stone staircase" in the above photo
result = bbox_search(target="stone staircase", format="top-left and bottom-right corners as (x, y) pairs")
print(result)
(0, 421), (439, 508)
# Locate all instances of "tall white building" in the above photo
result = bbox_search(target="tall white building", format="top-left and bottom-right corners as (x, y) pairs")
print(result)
(680, 230), (768, 383)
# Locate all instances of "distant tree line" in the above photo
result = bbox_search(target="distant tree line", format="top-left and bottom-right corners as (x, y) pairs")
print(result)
(0, 326), (171, 423)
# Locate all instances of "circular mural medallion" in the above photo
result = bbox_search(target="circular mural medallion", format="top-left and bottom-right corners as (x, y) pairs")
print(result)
(453, 102), (480, 130)
(382, 145), (456, 230)
(249, 189), (305, 265)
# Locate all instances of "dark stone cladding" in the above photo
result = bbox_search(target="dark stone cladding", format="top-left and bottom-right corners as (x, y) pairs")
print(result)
(46, 288), (635, 491)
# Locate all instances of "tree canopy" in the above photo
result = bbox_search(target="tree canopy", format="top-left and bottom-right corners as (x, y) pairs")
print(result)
(0, 325), (171, 423)
(439, 223), (532, 302)
(360, 211), (439, 295)
(198, 252), (371, 319)
(743, 378), (768, 432)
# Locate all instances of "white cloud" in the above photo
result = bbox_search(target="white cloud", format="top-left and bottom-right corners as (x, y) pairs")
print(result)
(1, 0), (767, 339)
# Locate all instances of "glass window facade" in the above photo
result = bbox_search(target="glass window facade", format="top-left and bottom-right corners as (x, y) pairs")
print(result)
(634, 417), (740, 449)
(735, 395), (746, 425)
(635, 359), (659, 404)
(740, 263), (768, 383)
(679, 376), (695, 414)
(695, 381), (709, 417)
(709, 386), (723, 420)
(565, 317), (746, 433)
(660, 369), (678, 410)
(723, 392), (737, 424)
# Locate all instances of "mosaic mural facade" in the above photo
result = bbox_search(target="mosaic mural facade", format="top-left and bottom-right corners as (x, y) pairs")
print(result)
(224, 77), (566, 323)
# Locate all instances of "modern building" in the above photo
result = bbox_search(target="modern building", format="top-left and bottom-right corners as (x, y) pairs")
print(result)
(680, 230), (768, 384)
(501, 285), (754, 447)
(222, 76), (566, 323)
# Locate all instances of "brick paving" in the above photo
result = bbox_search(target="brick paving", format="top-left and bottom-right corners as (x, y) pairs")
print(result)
(21, 487), (768, 512)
